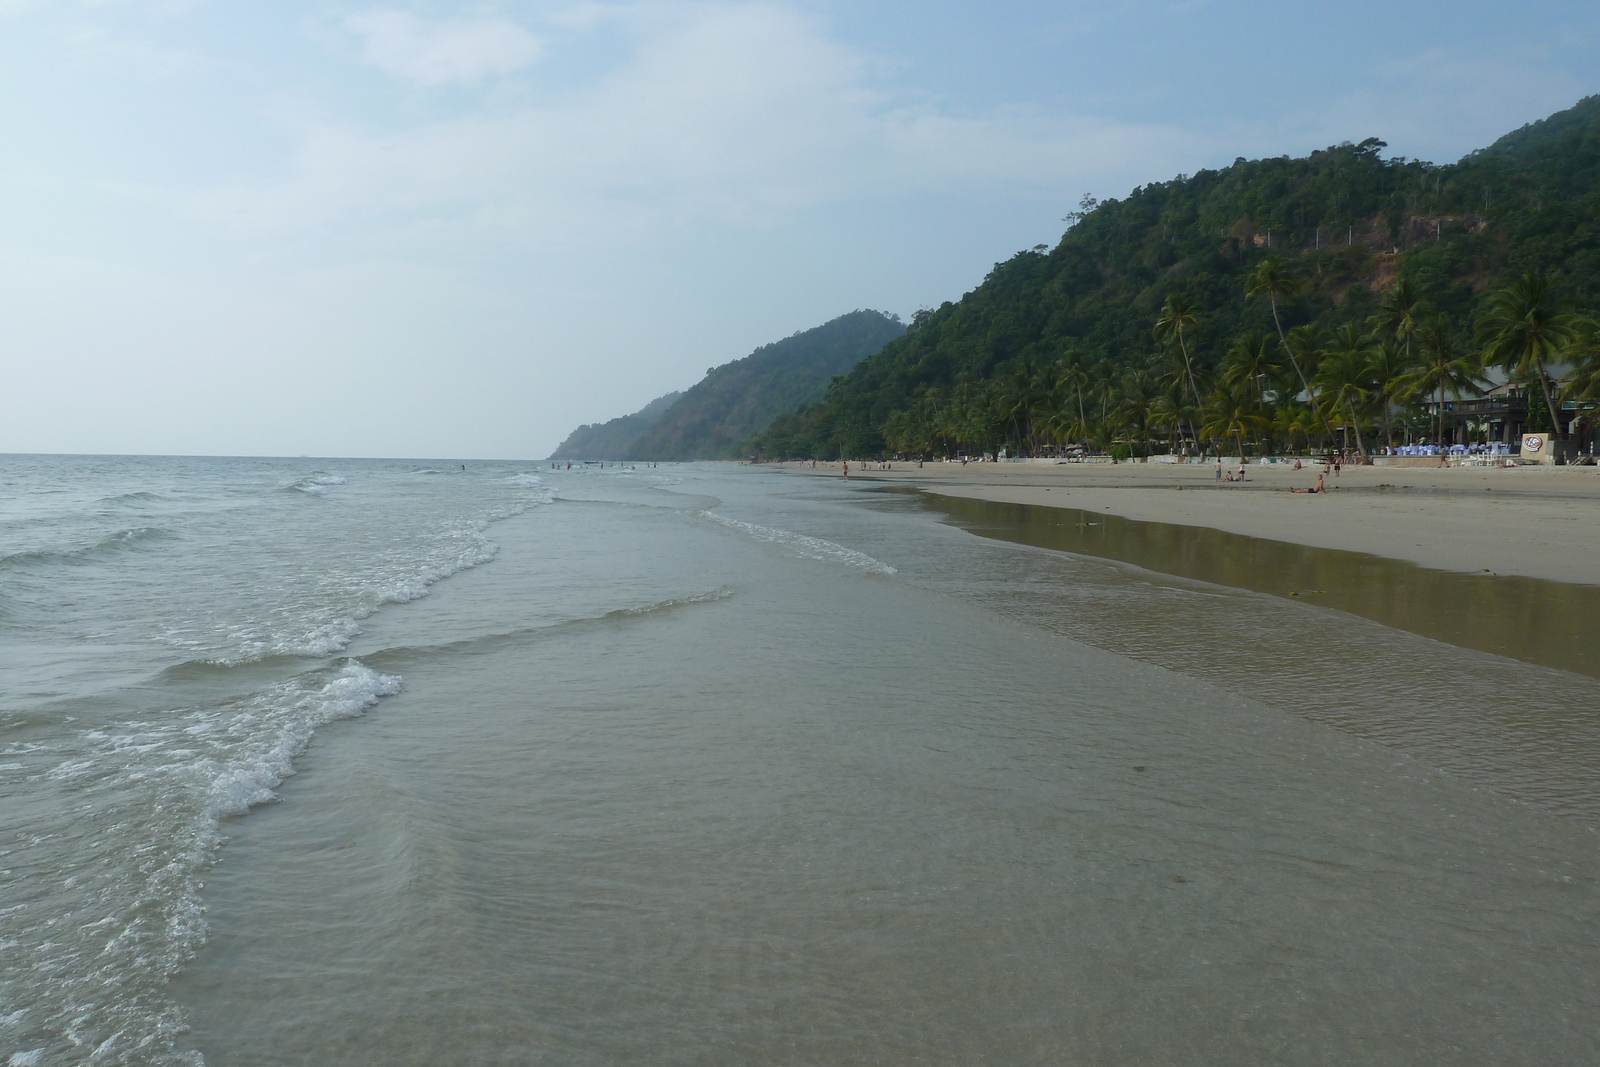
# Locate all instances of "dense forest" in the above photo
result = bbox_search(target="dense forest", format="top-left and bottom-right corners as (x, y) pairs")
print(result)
(621, 310), (905, 460)
(752, 96), (1600, 462)
(550, 391), (681, 460)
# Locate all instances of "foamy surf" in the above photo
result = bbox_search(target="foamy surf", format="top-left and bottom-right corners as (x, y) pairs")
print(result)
(1, 661), (400, 1066)
(698, 511), (896, 574)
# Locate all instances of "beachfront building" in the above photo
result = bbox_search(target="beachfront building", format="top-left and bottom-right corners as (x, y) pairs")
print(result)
(1424, 382), (1598, 457)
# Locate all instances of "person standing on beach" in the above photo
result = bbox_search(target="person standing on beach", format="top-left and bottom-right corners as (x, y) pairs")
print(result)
(841, 460), (849, 481)
(1215, 460), (1222, 481)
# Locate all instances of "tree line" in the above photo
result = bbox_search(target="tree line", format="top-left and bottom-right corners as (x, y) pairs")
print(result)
(865, 263), (1600, 460)
(749, 96), (1600, 462)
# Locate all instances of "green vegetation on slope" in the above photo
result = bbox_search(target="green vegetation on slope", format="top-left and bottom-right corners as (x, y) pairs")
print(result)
(626, 310), (905, 460)
(753, 96), (1600, 460)
(549, 391), (681, 460)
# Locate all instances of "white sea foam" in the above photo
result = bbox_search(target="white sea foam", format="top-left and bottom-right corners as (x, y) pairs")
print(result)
(283, 472), (347, 496)
(1, 662), (401, 1066)
(698, 512), (896, 574)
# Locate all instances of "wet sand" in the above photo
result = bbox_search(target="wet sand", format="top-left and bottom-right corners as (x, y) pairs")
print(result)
(783, 460), (1600, 586)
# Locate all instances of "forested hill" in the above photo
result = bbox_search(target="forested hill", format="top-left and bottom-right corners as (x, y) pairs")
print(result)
(626, 310), (905, 460)
(752, 95), (1600, 460)
(549, 391), (681, 460)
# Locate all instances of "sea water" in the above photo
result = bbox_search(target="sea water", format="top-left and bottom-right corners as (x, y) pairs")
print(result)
(2, 456), (1596, 1065)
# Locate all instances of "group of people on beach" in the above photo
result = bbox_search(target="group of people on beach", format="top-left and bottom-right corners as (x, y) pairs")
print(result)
(1212, 455), (1336, 492)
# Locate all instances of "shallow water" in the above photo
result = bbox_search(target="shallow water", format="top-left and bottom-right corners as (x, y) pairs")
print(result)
(3, 459), (1598, 1065)
(917, 491), (1600, 678)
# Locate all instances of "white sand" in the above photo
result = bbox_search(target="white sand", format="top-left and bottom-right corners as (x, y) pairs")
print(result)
(782, 459), (1600, 587)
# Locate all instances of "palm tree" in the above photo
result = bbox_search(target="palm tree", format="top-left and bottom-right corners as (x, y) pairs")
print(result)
(1247, 258), (1334, 441)
(1365, 340), (1413, 453)
(1154, 293), (1204, 424)
(1150, 387), (1187, 455)
(1550, 319), (1600, 452)
(1091, 359), (1119, 427)
(1272, 402), (1318, 455)
(1405, 314), (1485, 447)
(1117, 369), (1158, 458)
(1200, 383), (1267, 459)
(1246, 256), (1300, 343)
(1221, 331), (1282, 405)
(1370, 276), (1426, 368)
(1476, 270), (1580, 445)
(1054, 351), (1092, 448)
(1315, 324), (1376, 455)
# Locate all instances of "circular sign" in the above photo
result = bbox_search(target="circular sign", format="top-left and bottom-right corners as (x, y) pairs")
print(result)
(1525, 435), (1545, 452)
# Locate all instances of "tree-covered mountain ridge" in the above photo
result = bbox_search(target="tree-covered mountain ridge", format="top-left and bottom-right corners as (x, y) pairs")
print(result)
(753, 95), (1600, 460)
(549, 309), (904, 460)
(550, 390), (682, 460)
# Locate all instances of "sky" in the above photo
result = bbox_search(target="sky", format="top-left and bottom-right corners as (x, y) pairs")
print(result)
(1, 1), (1597, 459)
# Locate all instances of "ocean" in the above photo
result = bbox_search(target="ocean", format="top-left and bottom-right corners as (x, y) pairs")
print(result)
(2, 455), (1596, 1065)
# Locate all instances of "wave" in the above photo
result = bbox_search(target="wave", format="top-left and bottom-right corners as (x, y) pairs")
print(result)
(99, 490), (166, 506)
(698, 512), (896, 574)
(364, 587), (736, 669)
(0, 525), (175, 570)
(282, 472), (348, 496)
(5, 661), (401, 1065)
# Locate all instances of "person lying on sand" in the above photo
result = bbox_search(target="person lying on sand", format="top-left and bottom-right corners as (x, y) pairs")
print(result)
(1289, 474), (1326, 494)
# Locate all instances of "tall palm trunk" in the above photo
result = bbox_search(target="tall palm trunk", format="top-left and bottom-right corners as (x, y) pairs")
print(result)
(1535, 359), (1565, 441)
(1270, 292), (1336, 443)
(1344, 398), (1367, 455)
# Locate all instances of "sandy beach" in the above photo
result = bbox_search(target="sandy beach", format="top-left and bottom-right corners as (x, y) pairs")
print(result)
(783, 459), (1600, 587)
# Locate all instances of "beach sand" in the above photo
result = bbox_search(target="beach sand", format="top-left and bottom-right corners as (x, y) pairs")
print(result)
(783, 459), (1600, 587)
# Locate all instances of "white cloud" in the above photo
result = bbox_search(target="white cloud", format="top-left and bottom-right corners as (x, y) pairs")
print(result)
(210, 3), (1198, 243)
(344, 9), (543, 86)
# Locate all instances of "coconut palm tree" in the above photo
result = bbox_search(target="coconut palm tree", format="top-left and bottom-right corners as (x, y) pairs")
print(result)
(1370, 276), (1426, 368)
(1559, 318), (1600, 451)
(1365, 340), (1413, 452)
(1054, 350), (1092, 448)
(1221, 331), (1282, 405)
(1476, 270), (1580, 446)
(1200, 383), (1268, 459)
(1117, 369), (1158, 458)
(1315, 324), (1377, 455)
(1406, 314), (1486, 447)
(1247, 258), (1335, 442)
(1154, 293), (1204, 415)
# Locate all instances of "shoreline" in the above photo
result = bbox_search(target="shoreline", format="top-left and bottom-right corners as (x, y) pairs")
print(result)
(775, 459), (1600, 587)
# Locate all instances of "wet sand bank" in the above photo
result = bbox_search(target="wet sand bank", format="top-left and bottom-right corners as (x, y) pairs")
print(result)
(782, 460), (1600, 587)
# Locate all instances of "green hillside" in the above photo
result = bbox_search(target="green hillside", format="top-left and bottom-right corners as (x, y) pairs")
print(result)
(753, 95), (1600, 460)
(628, 310), (905, 460)
(549, 391), (681, 460)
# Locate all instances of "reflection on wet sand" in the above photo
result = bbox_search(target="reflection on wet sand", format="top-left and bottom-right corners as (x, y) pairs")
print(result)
(919, 492), (1600, 680)
(896, 488), (1600, 818)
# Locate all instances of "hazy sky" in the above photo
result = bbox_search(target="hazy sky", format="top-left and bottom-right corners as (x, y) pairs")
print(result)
(3, 1), (1597, 458)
